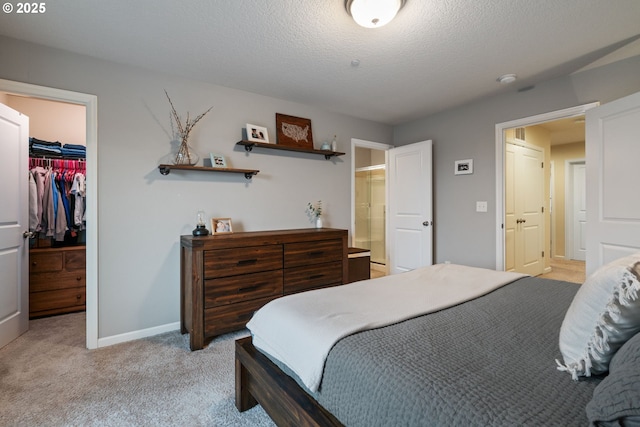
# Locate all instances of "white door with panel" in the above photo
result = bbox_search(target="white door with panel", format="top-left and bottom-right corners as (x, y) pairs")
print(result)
(586, 91), (640, 275)
(388, 140), (433, 274)
(0, 103), (29, 349)
(505, 142), (544, 275)
(568, 161), (586, 261)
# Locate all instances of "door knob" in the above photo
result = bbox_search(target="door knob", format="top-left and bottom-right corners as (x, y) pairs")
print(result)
(422, 221), (431, 227)
(23, 231), (35, 239)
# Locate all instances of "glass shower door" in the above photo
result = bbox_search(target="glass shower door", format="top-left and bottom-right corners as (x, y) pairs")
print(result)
(354, 166), (386, 265)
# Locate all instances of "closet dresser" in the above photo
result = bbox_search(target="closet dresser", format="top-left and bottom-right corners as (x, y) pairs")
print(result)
(29, 245), (86, 318)
(180, 228), (348, 350)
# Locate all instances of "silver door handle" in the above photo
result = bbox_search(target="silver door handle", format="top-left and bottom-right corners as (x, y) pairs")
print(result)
(422, 221), (432, 227)
(23, 231), (35, 239)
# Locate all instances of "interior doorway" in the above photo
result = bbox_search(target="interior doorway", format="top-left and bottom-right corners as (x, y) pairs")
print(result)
(495, 103), (597, 277)
(355, 165), (386, 266)
(351, 139), (393, 278)
(0, 79), (98, 349)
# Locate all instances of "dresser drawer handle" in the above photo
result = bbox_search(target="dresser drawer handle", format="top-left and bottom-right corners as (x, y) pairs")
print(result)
(76, 276), (82, 281)
(309, 251), (324, 257)
(238, 285), (259, 293)
(309, 274), (324, 280)
(237, 259), (258, 266)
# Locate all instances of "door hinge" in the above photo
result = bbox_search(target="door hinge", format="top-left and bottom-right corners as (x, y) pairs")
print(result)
(542, 251), (545, 258)
(541, 206), (544, 213)
(541, 162), (544, 168)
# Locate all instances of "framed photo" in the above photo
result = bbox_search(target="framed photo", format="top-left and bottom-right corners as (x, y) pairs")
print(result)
(275, 113), (313, 149)
(211, 218), (233, 234)
(246, 124), (269, 143)
(454, 159), (473, 175)
(209, 153), (227, 168)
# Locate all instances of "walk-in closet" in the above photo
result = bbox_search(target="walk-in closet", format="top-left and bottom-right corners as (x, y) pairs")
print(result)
(2, 93), (87, 320)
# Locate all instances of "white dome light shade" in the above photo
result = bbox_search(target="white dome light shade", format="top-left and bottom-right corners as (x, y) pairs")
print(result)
(346, 0), (406, 28)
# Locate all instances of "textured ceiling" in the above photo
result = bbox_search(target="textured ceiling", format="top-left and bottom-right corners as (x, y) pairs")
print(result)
(0, 0), (639, 125)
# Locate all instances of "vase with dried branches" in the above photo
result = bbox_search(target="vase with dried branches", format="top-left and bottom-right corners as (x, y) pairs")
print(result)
(165, 90), (213, 165)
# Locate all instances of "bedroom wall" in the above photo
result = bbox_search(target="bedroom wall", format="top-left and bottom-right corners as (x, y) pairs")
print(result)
(0, 35), (393, 342)
(393, 54), (640, 268)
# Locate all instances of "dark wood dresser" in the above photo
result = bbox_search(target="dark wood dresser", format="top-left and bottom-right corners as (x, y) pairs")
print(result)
(29, 245), (86, 318)
(180, 228), (348, 350)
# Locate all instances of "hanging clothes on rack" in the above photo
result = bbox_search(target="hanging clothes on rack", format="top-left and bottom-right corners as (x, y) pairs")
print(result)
(29, 156), (86, 245)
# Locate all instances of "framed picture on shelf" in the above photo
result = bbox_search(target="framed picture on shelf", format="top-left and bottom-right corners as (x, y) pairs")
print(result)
(454, 159), (473, 175)
(209, 153), (227, 168)
(275, 113), (313, 149)
(211, 218), (233, 234)
(246, 124), (269, 143)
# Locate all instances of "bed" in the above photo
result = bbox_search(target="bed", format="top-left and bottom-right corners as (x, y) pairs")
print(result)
(235, 259), (640, 426)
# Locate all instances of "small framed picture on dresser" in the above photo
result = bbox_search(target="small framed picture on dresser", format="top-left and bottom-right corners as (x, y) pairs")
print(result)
(211, 218), (233, 234)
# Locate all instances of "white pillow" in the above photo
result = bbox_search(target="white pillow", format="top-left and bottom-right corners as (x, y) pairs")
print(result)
(557, 253), (640, 380)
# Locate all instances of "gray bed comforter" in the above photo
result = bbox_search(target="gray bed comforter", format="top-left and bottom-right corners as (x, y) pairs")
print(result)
(313, 277), (601, 426)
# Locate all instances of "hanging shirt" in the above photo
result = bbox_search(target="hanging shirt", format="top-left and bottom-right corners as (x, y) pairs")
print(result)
(30, 166), (48, 232)
(28, 171), (38, 231)
(70, 172), (86, 229)
(42, 169), (55, 237)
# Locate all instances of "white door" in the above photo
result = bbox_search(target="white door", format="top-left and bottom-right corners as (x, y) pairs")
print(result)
(586, 91), (640, 275)
(505, 142), (544, 275)
(567, 161), (586, 261)
(388, 140), (433, 274)
(0, 103), (29, 349)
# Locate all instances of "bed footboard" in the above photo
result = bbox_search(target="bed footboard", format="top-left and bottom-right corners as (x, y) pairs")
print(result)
(234, 336), (343, 427)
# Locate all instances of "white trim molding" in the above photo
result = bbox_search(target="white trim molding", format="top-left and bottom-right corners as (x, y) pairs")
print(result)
(0, 78), (99, 349)
(494, 102), (598, 271)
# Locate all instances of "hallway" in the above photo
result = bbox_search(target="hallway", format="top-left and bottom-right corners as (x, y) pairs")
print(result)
(539, 258), (586, 284)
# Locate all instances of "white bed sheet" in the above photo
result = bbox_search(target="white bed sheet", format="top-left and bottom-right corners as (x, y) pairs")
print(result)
(247, 263), (526, 392)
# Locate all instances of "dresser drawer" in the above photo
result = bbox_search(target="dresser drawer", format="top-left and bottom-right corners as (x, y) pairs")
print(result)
(204, 245), (283, 279)
(30, 252), (63, 273)
(204, 295), (276, 337)
(205, 270), (282, 308)
(65, 249), (86, 270)
(30, 287), (86, 313)
(284, 262), (343, 294)
(30, 271), (86, 292)
(284, 239), (343, 268)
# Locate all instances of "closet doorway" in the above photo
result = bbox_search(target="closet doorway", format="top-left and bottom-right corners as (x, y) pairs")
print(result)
(0, 79), (98, 349)
(351, 139), (393, 278)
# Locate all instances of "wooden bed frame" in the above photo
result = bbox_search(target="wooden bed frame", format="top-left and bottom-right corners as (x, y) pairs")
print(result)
(235, 336), (344, 427)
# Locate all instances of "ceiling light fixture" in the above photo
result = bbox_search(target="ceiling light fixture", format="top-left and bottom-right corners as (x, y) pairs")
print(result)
(496, 74), (517, 84)
(345, 0), (406, 28)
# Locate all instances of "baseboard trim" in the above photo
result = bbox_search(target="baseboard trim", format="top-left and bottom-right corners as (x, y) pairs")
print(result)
(370, 263), (386, 272)
(97, 321), (181, 348)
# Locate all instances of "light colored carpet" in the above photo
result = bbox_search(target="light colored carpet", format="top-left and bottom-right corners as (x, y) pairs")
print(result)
(0, 312), (276, 426)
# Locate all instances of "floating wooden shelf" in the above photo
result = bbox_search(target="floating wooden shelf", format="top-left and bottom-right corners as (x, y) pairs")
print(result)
(158, 164), (259, 180)
(236, 140), (345, 160)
